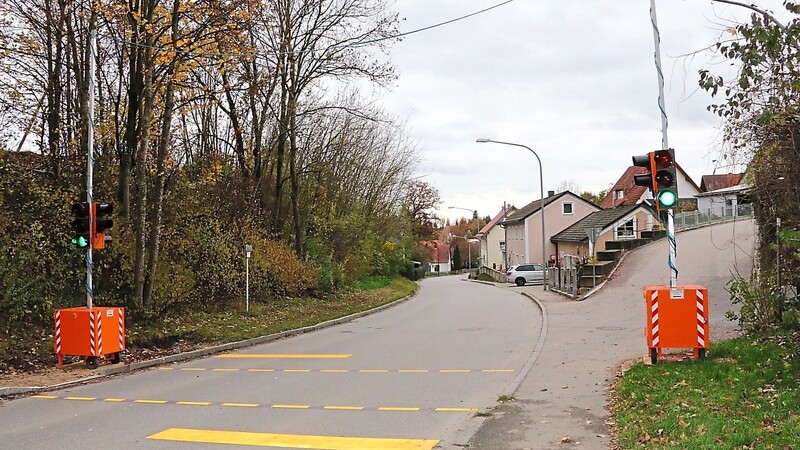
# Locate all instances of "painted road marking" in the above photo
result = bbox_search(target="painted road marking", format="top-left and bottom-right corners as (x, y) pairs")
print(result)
(216, 354), (352, 359)
(31, 396), (477, 413)
(148, 428), (439, 449)
(160, 367), (514, 373)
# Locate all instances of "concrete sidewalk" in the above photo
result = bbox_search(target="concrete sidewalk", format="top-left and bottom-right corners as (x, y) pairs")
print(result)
(467, 284), (646, 450)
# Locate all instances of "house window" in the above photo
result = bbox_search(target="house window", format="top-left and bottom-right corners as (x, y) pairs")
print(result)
(616, 189), (624, 199)
(616, 218), (635, 239)
(562, 202), (574, 215)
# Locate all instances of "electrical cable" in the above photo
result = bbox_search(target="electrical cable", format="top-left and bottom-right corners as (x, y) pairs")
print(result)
(110, 0), (518, 60)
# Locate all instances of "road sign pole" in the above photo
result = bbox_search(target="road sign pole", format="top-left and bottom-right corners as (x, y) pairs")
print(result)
(245, 244), (253, 312)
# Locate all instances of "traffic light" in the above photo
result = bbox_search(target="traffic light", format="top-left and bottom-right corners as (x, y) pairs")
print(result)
(632, 149), (679, 210)
(632, 153), (655, 190)
(653, 149), (678, 209)
(93, 202), (113, 250)
(70, 202), (91, 249)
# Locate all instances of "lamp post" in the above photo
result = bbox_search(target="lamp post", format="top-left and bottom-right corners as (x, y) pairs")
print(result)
(476, 138), (547, 290)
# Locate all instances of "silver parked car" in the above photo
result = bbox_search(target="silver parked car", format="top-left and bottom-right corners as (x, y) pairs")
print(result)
(507, 264), (546, 286)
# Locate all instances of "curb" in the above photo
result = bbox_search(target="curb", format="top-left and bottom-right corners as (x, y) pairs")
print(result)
(1, 289), (418, 398)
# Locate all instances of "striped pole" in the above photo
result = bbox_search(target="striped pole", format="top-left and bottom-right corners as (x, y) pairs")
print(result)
(650, 290), (660, 347)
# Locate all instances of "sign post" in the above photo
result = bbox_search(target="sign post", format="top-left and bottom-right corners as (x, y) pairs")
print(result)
(245, 244), (253, 312)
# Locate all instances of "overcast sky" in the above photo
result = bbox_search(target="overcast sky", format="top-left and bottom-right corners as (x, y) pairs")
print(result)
(377, 0), (776, 223)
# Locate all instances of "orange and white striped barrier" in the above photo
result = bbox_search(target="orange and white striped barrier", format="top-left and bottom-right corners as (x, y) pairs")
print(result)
(644, 285), (709, 364)
(54, 307), (125, 369)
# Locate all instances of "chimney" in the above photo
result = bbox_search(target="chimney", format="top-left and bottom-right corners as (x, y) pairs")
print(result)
(548, 190), (555, 197)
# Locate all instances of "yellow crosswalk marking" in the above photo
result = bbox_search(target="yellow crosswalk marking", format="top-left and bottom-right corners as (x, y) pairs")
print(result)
(134, 399), (168, 404)
(32, 395), (58, 399)
(104, 398), (126, 402)
(377, 407), (421, 412)
(65, 396), (95, 401)
(216, 354), (352, 359)
(398, 369), (429, 373)
(321, 369), (349, 373)
(323, 405), (365, 411)
(148, 428), (439, 449)
(222, 402), (259, 407)
(271, 404), (311, 409)
(358, 369), (388, 373)
(176, 401), (212, 406)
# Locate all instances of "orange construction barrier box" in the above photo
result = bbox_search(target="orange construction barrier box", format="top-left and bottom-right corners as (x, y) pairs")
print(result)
(644, 285), (709, 364)
(54, 306), (125, 369)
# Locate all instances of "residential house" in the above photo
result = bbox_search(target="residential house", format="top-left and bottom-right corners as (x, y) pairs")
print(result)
(550, 203), (656, 262)
(419, 240), (451, 273)
(600, 164), (701, 209)
(696, 182), (751, 217)
(699, 173), (745, 192)
(475, 206), (515, 271)
(503, 191), (601, 267)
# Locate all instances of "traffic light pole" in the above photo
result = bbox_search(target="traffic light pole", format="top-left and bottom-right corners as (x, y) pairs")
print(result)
(650, 0), (678, 286)
(667, 208), (677, 287)
(85, 30), (96, 309)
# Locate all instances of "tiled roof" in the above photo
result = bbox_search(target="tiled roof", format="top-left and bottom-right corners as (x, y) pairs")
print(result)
(599, 166), (649, 208)
(551, 204), (645, 243)
(419, 240), (451, 263)
(504, 191), (588, 224)
(700, 173), (745, 192)
(475, 206), (515, 237)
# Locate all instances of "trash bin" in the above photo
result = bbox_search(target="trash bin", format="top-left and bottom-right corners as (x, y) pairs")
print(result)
(54, 306), (125, 369)
(644, 285), (709, 364)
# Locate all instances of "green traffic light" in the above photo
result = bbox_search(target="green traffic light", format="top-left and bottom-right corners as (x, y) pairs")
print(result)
(71, 235), (89, 248)
(658, 190), (678, 208)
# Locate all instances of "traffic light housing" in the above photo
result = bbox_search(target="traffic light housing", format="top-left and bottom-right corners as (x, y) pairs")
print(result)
(632, 149), (679, 210)
(653, 149), (678, 209)
(93, 202), (113, 250)
(632, 153), (655, 190)
(70, 202), (91, 249)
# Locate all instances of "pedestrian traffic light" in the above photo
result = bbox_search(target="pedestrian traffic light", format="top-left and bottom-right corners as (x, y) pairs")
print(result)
(71, 202), (91, 249)
(653, 149), (678, 209)
(93, 202), (113, 250)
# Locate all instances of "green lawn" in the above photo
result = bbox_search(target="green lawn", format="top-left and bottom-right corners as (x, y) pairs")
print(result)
(613, 332), (800, 449)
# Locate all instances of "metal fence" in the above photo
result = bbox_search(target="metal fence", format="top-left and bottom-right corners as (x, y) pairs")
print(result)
(673, 204), (753, 232)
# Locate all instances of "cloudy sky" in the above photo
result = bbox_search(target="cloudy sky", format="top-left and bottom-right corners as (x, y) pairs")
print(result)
(376, 0), (777, 223)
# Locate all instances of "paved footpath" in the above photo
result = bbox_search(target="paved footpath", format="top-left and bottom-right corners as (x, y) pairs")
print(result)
(468, 220), (755, 450)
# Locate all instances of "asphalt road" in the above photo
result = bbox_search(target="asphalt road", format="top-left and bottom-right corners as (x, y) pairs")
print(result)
(0, 275), (543, 449)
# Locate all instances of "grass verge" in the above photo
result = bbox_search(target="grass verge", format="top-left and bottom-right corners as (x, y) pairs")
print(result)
(127, 277), (417, 347)
(612, 332), (799, 449)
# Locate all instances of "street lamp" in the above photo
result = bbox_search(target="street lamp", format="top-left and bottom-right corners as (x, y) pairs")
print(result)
(476, 138), (548, 290)
(448, 206), (477, 218)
